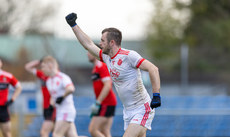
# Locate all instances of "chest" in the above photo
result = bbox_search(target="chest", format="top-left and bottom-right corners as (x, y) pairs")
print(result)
(47, 77), (63, 92)
(106, 57), (131, 80)
(0, 76), (10, 90)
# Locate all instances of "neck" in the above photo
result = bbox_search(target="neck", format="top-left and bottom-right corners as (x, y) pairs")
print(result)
(50, 69), (58, 77)
(109, 46), (121, 58)
(93, 59), (98, 65)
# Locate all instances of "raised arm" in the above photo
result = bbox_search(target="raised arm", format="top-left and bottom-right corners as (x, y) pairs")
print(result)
(65, 13), (100, 60)
(25, 60), (40, 73)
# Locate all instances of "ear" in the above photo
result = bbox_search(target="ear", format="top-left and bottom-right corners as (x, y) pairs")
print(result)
(110, 40), (115, 46)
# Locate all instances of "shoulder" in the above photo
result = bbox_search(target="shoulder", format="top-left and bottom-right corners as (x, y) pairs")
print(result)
(119, 48), (140, 58)
(95, 61), (106, 68)
(119, 48), (130, 56)
(1, 70), (13, 78)
(57, 72), (66, 79)
(59, 72), (72, 80)
(128, 49), (139, 56)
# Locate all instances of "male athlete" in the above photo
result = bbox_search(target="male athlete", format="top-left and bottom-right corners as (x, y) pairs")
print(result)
(87, 44), (117, 137)
(65, 13), (161, 137)
(41, 56), (78, 137)
(0, 59), (22, 137)
(25, 59), (56, 137)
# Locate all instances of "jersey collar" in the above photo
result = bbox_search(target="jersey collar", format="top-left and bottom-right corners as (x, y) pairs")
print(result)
(111, 48), (121, 59)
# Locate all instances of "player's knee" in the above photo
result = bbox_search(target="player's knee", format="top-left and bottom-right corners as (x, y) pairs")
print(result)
(101, 129), (111, 137)
(2, 128), (11, 137)
(40, 129), (47, 136)
(52, 132), (59, 137)
(89, 127), (98, 136)
(88, 127), (94, 135)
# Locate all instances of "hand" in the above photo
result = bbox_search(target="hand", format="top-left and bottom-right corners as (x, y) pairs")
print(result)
(56, 96), (64, 104)
(48, 105), (54, 111)
(5, 99), (14, 106)
(65, 13), (77, 27)
(90, 101), (101, 115)
(46, 105), (54, 116)
(150, 93), (161, 109)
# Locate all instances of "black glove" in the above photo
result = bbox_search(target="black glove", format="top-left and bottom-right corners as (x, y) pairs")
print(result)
(150, 93), (161, 109)
(5, 99), (14, 106)
(65, 13), (77, 27)
(48, 105), (54, 111)
(56, 96), (64, 104)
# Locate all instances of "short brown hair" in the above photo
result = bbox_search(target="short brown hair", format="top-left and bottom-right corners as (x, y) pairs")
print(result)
(102, 28), (122, 45)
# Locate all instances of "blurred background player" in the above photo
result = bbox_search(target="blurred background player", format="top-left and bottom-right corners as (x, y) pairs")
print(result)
(65, 13), (161, 137)
(0, 59), (22, 137)
(40, 55), (78, 137)
(25, 59), (56, 137)
(87, 44), (117, 137)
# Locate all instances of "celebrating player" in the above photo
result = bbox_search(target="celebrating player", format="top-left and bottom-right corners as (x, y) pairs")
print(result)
(0, 59), (22, 137)
(87, 44), (117, 137)
(25, 59), (56, 137)
(65, 13), (161, 137)
(40, 56), (78, 137)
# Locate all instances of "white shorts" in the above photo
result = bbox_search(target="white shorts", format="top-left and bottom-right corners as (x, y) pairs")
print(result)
(56, 110), (76, 122)
(123, 102), (155, 130)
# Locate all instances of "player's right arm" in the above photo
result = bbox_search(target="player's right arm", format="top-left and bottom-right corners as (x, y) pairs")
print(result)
(25, 60), (40, 74)
(65, 13), (100, 60)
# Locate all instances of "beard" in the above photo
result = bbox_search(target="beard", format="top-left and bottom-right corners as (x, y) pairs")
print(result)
(88, 58), (94, 63)
(102, 46), (110, 54)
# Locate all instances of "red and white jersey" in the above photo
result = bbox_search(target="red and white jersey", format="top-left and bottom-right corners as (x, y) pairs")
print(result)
(32, 69), (51, 109)
(92, 60), (117, 106)
(99, 48), (151, 110)
(46, 71), (75, 113)
(0, 69), (19, 106)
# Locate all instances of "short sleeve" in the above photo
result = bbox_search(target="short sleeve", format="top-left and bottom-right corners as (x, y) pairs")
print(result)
(10, 75), (19, 87)
(99, 50), (110, 64)
(36, 70), (48, 81)
(98, 63), (111, 82)
(99, 50), (104, 62)
(128, 50), (145, 68)
(62, 74), (73, 88)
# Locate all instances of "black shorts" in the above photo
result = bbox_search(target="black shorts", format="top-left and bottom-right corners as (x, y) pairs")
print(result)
(0, 106), (10, 123)
(94, 105), (116, 117)
(43, 107), (56, 121)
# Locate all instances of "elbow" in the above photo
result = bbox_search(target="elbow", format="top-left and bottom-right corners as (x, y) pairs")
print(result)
(24, 65), (29, 71)
(71, 87), (75, 93)
(104, 80), (112, 89)
(17, 85), (23, 93)
(154, 66), (159, 73)
(150, 64), (159, 73)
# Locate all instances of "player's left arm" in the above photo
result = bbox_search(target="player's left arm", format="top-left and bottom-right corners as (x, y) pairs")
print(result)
(56, 84), (75, 104)
(97, 80), (112, 104)
(139, 60), (161, 109)
(25, 60), (40, 74)
(139, 60), (160, 93)
(63, 84), (75, 97)
(11, 82), (22, 102)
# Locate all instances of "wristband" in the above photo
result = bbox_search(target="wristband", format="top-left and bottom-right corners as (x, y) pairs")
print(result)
(95, 100), (101, 105)
(153, 93), (160, 97)
(72, 24), (77, 28)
